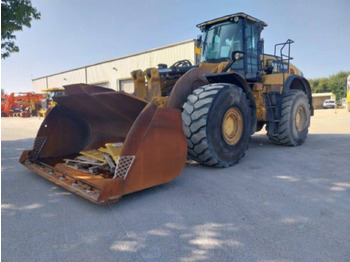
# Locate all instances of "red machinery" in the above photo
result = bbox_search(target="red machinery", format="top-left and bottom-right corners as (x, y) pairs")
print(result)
(1, 94), (8, 112)
(1, 92), (44, 117)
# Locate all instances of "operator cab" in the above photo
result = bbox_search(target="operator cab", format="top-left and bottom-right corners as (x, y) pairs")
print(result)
(197, 13), (267, 82)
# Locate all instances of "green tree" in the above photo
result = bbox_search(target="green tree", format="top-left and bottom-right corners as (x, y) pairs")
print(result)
(308, 71), (350, 104)
(1, 88), (5, 95)
(1, 0), (40, 59)
(318, 78), (330, 93)
(328, 71), (349, 101)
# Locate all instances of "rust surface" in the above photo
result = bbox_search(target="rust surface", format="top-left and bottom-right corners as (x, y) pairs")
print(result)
(20, 156), (123, 204)
(20, 84), (187, 204)
(121, 104), (187, 195)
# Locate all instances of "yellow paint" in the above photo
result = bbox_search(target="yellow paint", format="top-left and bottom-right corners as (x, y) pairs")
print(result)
(262, 74), (287, 86)
(199, 62), (220, 71)
(253, 89), (267, 121)
(105, 143), (123, 163)
(262, 54), (303, 76)
(222, 107), (243, 146)
(145, 67), (162, 99)
(131, 70), (147, 100)
(41, 87), (64, 92)
(98, 147), (109, 154)
(38, 108), (46, 117)
(217, 61), (230, 73)
(151, 96), (168, 108)
(81, 143), (123, 164)
(80, 150), (106, 162)
(194, 46), (201, 55)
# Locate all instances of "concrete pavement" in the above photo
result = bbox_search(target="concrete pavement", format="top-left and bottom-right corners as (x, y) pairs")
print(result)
(2, 110), (350, 261)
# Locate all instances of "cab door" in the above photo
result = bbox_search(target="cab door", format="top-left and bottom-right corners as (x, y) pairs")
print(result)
(244, 21), (262, 81)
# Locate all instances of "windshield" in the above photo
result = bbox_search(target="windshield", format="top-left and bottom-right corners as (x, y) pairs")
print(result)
(201, 21), (243, 62)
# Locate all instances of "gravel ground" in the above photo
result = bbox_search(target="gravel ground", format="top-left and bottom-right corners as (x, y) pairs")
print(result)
(2, 109), (350, 262)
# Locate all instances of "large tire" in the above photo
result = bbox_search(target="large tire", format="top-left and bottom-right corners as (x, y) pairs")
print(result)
(182, 83), (251, 167)
(267, 90), (311, 146)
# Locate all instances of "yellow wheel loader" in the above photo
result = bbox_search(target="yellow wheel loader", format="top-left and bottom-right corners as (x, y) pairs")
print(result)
(20, 13), (313, 204)
(38, 87), (65, 117)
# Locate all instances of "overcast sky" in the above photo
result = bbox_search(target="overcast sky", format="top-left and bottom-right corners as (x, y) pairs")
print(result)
(2, 0), (349, 93)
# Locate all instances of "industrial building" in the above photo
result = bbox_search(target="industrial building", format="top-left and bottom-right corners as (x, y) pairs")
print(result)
(32, 39), (197, 93)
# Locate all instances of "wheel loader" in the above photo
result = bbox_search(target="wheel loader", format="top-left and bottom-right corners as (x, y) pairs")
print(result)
(38, 87), (65, 117)
(20, 13), (313, 204)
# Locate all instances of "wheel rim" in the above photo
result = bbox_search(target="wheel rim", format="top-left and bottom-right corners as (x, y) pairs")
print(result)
(295, 105), (306, 132)
(221, 107), (243, 146)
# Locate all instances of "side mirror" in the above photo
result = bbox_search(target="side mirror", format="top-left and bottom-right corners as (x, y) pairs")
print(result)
(231, 51), (245, 62)
(222, 51), (245, 73)
(196, 35), (202, 48)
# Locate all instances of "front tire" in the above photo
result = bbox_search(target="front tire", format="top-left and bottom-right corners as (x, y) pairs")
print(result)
(182, 83), (251, 167)
(267, 90), (311, 146)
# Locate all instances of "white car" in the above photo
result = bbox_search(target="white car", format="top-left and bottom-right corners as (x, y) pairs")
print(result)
(323, 99), (336, 109)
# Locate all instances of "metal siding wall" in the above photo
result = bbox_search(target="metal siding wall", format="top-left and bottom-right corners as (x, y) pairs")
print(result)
(150, 41), (195, 66)
(33, 41), (195, 91)
(87, 61), (117, 88)
(48, 69), (86, 87)
(33, 78), (47, 93)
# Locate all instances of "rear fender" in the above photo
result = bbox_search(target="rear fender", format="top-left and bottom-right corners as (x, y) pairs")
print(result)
(284, 75), (314, 115)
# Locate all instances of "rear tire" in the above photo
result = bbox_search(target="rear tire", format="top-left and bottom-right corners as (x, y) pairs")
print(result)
(267, 90), (311, 146)
(182, 83), (251, 167)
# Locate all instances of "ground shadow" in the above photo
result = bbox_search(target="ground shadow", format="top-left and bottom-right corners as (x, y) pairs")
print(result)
(2, 133), (350, 261)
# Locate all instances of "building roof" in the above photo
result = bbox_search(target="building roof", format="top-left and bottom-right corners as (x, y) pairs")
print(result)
(312, 92), (334, 97)
(32, 39), (195, 81)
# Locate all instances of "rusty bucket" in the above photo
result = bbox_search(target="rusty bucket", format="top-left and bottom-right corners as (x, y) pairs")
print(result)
(19, 84), (187, 204)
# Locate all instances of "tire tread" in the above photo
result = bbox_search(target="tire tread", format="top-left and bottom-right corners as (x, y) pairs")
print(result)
(267, 90), (310, 146)
(182, 84), (249, 167)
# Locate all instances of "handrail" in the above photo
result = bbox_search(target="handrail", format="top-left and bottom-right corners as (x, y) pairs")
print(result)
(273, 39), (294, 89)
